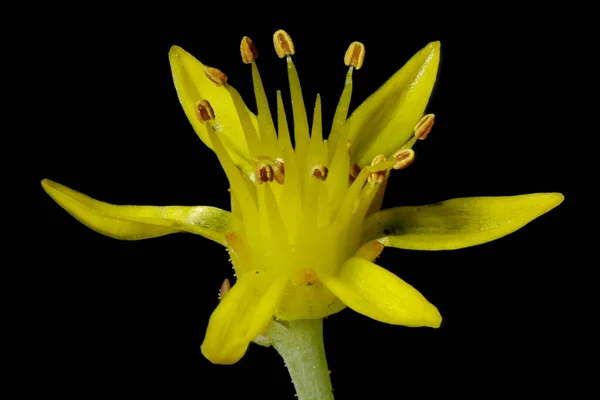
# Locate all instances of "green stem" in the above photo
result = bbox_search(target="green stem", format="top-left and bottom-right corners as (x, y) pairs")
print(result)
(266, 318), (334, 400)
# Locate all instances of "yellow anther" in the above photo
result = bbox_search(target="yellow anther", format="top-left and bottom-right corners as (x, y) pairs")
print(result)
(414, 113), (435, 140)
(273, 29), (295, 58)
(204, 67), (228, 86)
(392, 148), (415, 170)
(272, 158), (285, 184)
(344, 41), (366, 70)
(240, 36), (258, 64)
(195, 100), (215, 122)
(311, 164), (329, 181)
(218, 278), (231, 301)
(368, 154), (387, 184)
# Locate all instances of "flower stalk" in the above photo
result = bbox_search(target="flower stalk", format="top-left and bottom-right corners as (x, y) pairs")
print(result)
(267, 318), (334, 400)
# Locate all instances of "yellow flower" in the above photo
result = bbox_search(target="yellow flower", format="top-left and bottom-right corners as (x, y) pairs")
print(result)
(42, 30), (563, 366)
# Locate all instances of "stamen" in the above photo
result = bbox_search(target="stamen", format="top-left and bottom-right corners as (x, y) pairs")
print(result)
(346, 139), (361, 182)
(273, 29), (295, 58)
(195, 100), (214, 122)
(415, 113), (435, 140)
(240, 36), (258, 64)
(204, 67), (228, 86)
(311, 164), (329, 181)
(255, 161), (274, 184)
(281, 34), (309, 167)
(272, 158), (285, 184)
(329, 41), (366, 159)
(392, 148), (415, 170)
(248, 41), (277, 153)
(368, 154), (387, 184)
(344, 41), (366, 70)
(218, 278), (231, 301)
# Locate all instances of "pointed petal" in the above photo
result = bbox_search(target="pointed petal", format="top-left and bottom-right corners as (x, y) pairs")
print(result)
(363, 193), (564, 251)
(321, 257), (441, 327)
(201, 272), (285, 364)
(169, 46), (257, 172)
(347, 42), (440, 166)
(42, 179), (231, 245)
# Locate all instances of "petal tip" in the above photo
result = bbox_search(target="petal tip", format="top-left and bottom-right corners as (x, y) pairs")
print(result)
(200, 342), (244, 366)
(168, 45), (185, 59)
(539, 192), (565, 211)
(428, 41), (441, 50)
(428, 309), (442, 329)
(41, 178), (57, 194)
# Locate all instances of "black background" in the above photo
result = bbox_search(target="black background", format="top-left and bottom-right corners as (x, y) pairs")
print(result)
(36, 6), (579, 399)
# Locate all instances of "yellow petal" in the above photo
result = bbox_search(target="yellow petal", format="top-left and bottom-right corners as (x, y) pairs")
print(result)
(347, 42), (440, 166)
(42, 179), (231, 245)
(321, 257), (441, 327)
(201, 272), (285, 364)
(169, 46), (257, 173)
(363, 193), (564, 251)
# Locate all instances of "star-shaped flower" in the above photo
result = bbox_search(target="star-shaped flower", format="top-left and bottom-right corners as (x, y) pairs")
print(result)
(42, 30), (563, 365)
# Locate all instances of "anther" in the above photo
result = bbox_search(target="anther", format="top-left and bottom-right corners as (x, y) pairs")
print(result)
(273, 29), (295, 58)
(368, 154), (387, 184)
(272, 158), (285, 184)
(311, 164), (329, 181)
(195, 100), (215, 122)
(392, 148), (415, 170)
(218, 278), (231, 301)
(204, 67), (228, 86)
(255, 162), (274, 184)
(240, 36), (258, 64)
(414, 113), (435, 140)
(344, 41), (366, 70)
(346, 139), (361, 182)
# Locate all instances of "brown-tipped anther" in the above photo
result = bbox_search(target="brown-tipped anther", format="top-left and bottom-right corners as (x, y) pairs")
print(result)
(368, 154), (387, 184)
(272, 158), (285, 184)
(204, 67), (228, 86)
(240, 36), (258, 64)
(414, 113), (435, 140)
(219, 278), (231, 301)
(273, 29), (295, 58)
(255, 162), (274, 184)
(195, 100), (215, 122)
(311, 164), (329, 181)
(392, 148), (415, 170)
(344, 41), (366, 70)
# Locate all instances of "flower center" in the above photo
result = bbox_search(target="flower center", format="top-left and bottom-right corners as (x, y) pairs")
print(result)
(194, 30), (435, 319)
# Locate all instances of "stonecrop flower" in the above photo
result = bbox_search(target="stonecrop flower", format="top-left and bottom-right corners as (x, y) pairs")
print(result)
(42, 30), (563, 365)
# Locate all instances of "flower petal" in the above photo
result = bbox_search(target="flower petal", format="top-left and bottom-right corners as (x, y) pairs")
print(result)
(42, 179), (231, 245)
(347, 42), (440, 166)
(320, 257), (441, 327)
(169, 46), (257, 172)
(201, 272), (286, 364)
(362, 193), (564, 251)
